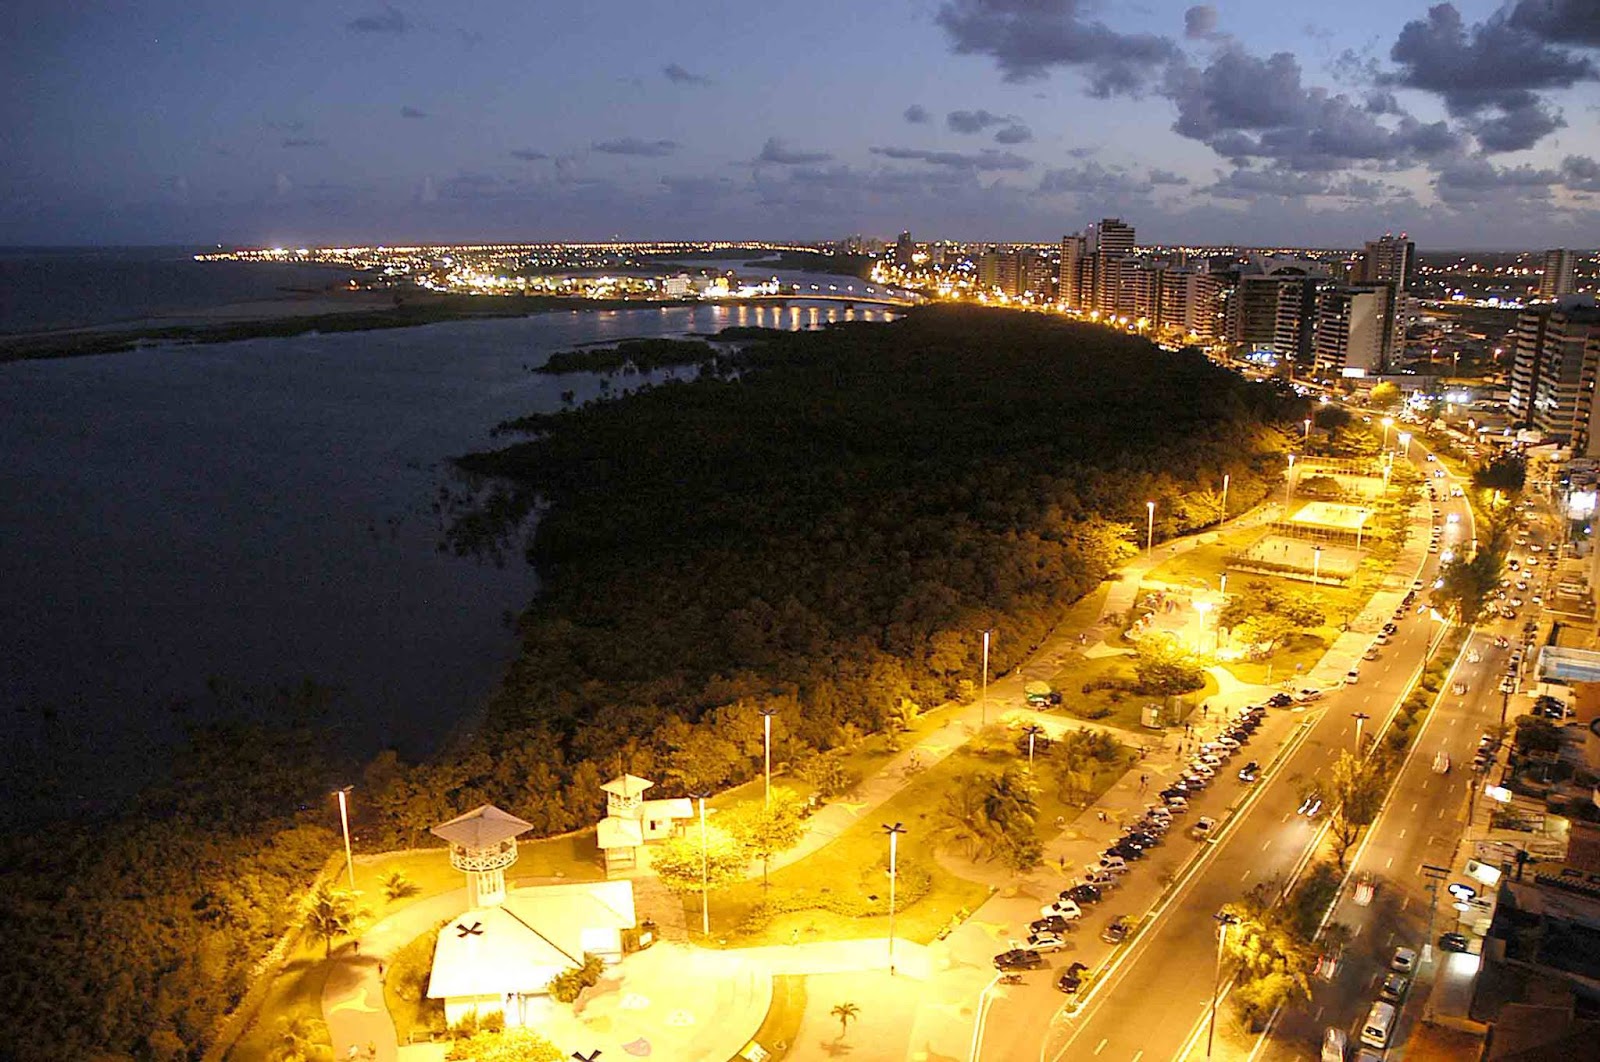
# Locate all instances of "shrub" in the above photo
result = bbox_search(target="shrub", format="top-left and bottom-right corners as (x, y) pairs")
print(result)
(735, 858), (935, 934)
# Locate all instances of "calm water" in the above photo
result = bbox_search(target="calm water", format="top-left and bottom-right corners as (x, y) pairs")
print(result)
(0, 296), (894, 821)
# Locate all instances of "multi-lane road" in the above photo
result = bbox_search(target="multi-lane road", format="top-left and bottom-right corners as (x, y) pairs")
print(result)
(972, 442), (1482, 1062)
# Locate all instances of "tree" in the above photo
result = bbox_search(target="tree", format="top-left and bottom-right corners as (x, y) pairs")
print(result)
(931, 766), (1041, 870)
(1132, 635), (1206, 696)
(1514, 716), (1562, 755)
(1369, 381), (1400, 410)
(1221, 879), (1315, 1028)
(648, 822), (749, 898)
(1434, 551), (1501, 624)
(722, 787), (808, 888)
(830, 1002), (860, 1040)
(444, 1028), (564, 1062)
(1326, 752), (1385, 869)
(791, 748), (858, 798)
(268, 1015), (332, 1062)
(546, 952), (604, 1004)
(1473, 453), (1526, 498)
(303, 883), (365, 959)
(382, 870), (419, 903)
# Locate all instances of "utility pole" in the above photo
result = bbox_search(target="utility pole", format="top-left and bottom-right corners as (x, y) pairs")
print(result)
(1207, 912), (1240, 1058)
(1021, 724), (1045, 773)
(691, 790), (712, 937)
(1421, 862), (1450, 965)
(980, 628), (994, 728)
(1351, 711), (1371, 757)
(759, 705), (778, 807)
(883, 823), (907, 975)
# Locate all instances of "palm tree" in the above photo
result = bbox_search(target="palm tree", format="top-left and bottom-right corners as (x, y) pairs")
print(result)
(932, 778), (994, 860)
(830, 1002), (860, 1040)
(303, 883), (365, 959)
(268, 1015), (332, 1062)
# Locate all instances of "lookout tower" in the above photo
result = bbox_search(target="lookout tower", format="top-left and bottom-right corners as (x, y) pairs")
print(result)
(431, 804), (533, 908)
(595, 773), (693, 875)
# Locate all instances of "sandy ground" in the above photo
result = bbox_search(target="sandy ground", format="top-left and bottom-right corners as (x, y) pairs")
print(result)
(125, 292), (400, 326)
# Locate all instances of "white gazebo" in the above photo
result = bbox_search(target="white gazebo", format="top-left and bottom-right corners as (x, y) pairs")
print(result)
(595, 773), (693, 874)
(430, 803), (533, 908)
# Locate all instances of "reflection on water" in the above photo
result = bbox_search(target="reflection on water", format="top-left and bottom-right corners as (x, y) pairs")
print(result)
(0, 298), (894, 820)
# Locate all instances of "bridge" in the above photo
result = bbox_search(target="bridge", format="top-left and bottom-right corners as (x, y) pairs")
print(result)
(740, 289), (924, 308)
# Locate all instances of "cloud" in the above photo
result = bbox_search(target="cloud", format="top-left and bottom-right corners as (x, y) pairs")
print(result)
(1509, 0), (1600, 47)
(1433, 158), (1560, 204)
(869, 146), (1033, 171)
(1184, 5), (1219, 40)
(947, 108), (1010, 133)
(934, 0), (1179, 95)
(1466, 99), (1565, 153)
(663, 63), (711, 85)
(346, 6), (408, 33)
(1561, 155), (1600, 192)
(904, 104), (931, 124)
(274, 173), (293, 197)
(509, 149), (549, 161)
(281, 137), (327, 149)
(755, 138), (834, 165)
(400, 106), (427, 119)
(591, 137), (679, 157)
(994, 123), (1033, 144)
(1203, 166), (1335, 200)
(1148, 168), (1191, 185)
(1161, 46), (1465, 171)
(1037, 161), (1154, 199)
(1386, 3), (1594, 143)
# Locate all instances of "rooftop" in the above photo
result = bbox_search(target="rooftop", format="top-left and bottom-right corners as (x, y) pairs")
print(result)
(430, 804), (534, 849)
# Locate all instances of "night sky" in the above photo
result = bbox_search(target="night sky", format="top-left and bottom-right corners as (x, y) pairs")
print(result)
(4, 1), (1598, 248)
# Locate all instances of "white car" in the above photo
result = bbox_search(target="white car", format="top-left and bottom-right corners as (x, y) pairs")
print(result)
(1390, 946), (1418, 973)
(1346, 669), (1360, 684)
(1039, 897), (1084, 920)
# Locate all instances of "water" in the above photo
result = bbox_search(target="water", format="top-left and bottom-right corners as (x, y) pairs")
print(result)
(0, 246), (351, 334)
(0, 294), (894, 821)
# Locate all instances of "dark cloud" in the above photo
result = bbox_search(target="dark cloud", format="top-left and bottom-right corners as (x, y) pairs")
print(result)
(1068, 145), (1098, 158)
(509, 149), (549, 161)
(663, 63), (711, 85)
(1509, 0), (1600, 47)
(934, 0), (1179, 95)
(1037, 161), (1154, 199)
(1562, 155), (1600, 191)
(591, 137), (679, 157)
(1184, 5), (1219, 40)
(947, 109), (1010, 133)
(1434, 159), (1560, 205)
(346, 6), (408, 33)
(1466, 98), (1565, 153)
(1204, 167), (1335, 200)
(400, 106), (428, 119)
(904, 104), (931, 124)
(755, 138), (834, 165)
(1162, 46), (1465, 171)
(1364, 91), (1400, 115)
(1387, 3), (1594, 115)
(994, 123), (1033, 144)
(869, 146), (1033, 171)
(1148, 168), (1191, 185)
(281, 138), (327, 149)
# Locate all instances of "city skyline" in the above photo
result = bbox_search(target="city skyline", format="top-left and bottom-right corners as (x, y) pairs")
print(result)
(3, 0), (1599, 247)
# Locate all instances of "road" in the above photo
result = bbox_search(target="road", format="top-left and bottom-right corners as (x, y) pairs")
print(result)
(974, 443), (1471, 1062)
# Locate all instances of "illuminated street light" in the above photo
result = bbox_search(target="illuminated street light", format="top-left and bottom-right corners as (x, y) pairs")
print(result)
(1351, 711), (1371, 755)
(884, 822), (907, 975)
(1398, 431), (1411, 457)
(1381, 416), (1394, 450)
(1220, 473), (1230, 526)
(1207, 912), (1241, 1058)
(690, 790), (712, 936)
(1147, 500), (1156, 553)
(1312, 545), (1323, 585)
(1021, 723), (1045, 772)
(1303, 418), (1312, 441)
(980, 628), (996, 727)
(1284, 455), (1297, 511)
(759, 705), (778, 807)
(334, 786), (356, 891)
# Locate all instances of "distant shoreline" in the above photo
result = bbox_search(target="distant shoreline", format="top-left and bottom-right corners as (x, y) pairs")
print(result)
(0, 290), (716, 363)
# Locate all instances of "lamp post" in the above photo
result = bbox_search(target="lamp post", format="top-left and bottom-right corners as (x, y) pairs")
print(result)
(1312, 545), (1323, 585)
(980, 628), (995, 728)
(1194, 599), (1213, 653)
(1207, 912), (1240, 1058)
(1219, 573), (1228, 599)
(883, 822), (907, 975)
(334, 786), (356, 891)
(759, 705), (778, 808)
(1220, 473), (1230, 526)
(1351, 711), (1371, 756)
(1398, 431), (1411, 457)
(1303, 417), (1312, 441)
(1284, 454), (1297, 511)
(1021, 724), (1045, 773)
(690, 790), (712, 937)
(1146, 500), (1156, 553)
(1382, 416), (1394, 451)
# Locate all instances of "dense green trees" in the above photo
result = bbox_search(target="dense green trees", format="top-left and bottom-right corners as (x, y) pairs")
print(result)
(1131, 635), (1207, 696)
(1326, 751), (1386, 869)
(933, 766), (1043, 870)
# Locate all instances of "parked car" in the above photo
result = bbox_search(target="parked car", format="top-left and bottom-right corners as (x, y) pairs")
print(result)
(1191, 816), (1220, 840)
(1267, 693), (1294, 707)
(1065, 883), (1103, 905)
(995, 948), (1046, 971)
(1346, 668), (1360, 684)
(1363, 645), (1380, 661)
(1439, 932), (1470, 953)
(1390, 946), (1418, 973)
(1294, 687), (1323, 702)
(1038, 897), (1084, 920)
(1238, 761), (1260, 783)
(1082, 867), (1118, 888)
(1121, 831), (1158, 851)
(1025, 931), (1069, 953)
(1030, 914), (1072, 935)
(1101, 917), (1132, 944)
(1379, 971), (1410, 1003)
(1096, 854), (1129, 874)
(1322, 1027), (1348, 1062)
(1106, 841), (1145, 861)
(1056, 961), (1089, 994)
(1161, 794), (1189, 811)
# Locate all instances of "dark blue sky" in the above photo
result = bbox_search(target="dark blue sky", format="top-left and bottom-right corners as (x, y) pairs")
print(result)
(3, 1), (1597, 247)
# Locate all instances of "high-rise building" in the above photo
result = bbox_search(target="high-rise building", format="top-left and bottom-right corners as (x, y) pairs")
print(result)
(976, 248), (1023, 296)
(1058, 235), (1088, 310)
(1313, 285), (1391, 377)
(1089, 218), (1136, 315)
(893, 230), (916, 268)
(1508, 297), (1600, 453)
(1157, 269), (1224, 342)
(1226, 256), (1326, 365)
(1540, 249), (1578, 299)
(1356, 234), (1415, 291)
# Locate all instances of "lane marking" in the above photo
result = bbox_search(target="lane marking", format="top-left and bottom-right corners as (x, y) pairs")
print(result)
(1399, 829), (1407, 839)
(1410, 802), (1418, 812)
(1402, 896), (1410, 912)
(1385, 856), (1394, 869)
(1094, 1039), (1107, 1056)
(1241, 869), (1252, 882)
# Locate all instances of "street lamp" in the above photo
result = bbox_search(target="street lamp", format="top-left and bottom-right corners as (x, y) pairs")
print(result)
(1284, 454), (1297, 511)
(980, 628), (995, 728)
(1381, 416), (1394, 450)
(334, 786), (356, 891)
(1194, 599), (1213, 653)
(1207, 912), (1241, 1058)
(759, 705), (778, 807)
(883, 822), (907, 975)
(1021, 723), (1045, 772)
(1220, 473), (1230, 526)
(1312, 545), (1323, 585)
(1398, 431), (1411, 457)
(1146, 500), (1156, 553)
(690, 790), (712, 937)
(1351, 711), (1371, 755)
(1303, 417), (1312, 441)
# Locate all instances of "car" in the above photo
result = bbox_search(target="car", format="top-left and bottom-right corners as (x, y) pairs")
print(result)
(1121, 831), (1158, 850)
(1215, 735), (1241, 750)
(1239, 761), (1260, 782)
(1030, 914), (1071, 935)
(1191, 815), (1220, 840)
(1364, 645), (1381, 661)
(1428, 542), (1440, 553)
(1382, 622), (1399, 634)
(995, 948), (1046, 971)
(1323, 1027), (1349, 1062)
(1299, 794), (1324, 818)
(1380, 971), (1410, 1003)
(1144, 804), (1173, 822)
(1100, 917), (1132, 944)
(1508, 559), (1521, 571)
(1294, 687), (1323, 703)
(1390, 946), (1419, 973)
(1510, 597), (1524, 608)
(1516, 580), (1529, 592)
(1529, 543), (1543, 553)
(1374, 632), (1391, 646)
(1056, 961), (1089, 993)
(1433, 751), (1451, 774)
(1039, 897), (1084, 920)
(1025, 931), (1069, 953)
(1354, 875), (1376, 906)
(1097, 853), (1129, 873)
(1346, 668), (1360, 684)
(1065, 883), (1103, 905)
(1439, 932), (1470, 953)
(1106, 841), (1145, 861)
(1495, 635), (1510, 648)
(1268, 693), (1294, 707)
(1499, 677), (1517, 693)
(1502, 607), (1518, 620)
(1162, 794), (1189, 811)
(1412, 579), (1426, 590)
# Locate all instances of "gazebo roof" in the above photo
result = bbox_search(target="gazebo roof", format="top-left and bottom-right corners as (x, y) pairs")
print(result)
(430, 804), (534, 848)
(600, 773), (656, 798)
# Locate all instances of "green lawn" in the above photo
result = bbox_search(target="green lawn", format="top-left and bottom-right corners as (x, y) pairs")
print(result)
(1045, 653), (1217, 732)
(354, 831), (607, 921)
(383, 924), (448, 1044)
